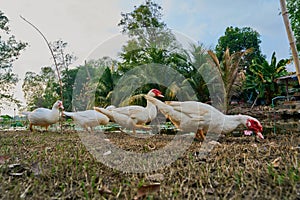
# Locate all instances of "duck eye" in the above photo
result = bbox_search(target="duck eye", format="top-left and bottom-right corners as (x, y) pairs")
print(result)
(247, 121), (251, 127)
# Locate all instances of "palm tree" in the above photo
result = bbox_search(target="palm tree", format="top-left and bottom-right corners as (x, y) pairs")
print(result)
(183, 44), (211, 102)
(94, 67), (118, 107)
(208, 47), (252, 113)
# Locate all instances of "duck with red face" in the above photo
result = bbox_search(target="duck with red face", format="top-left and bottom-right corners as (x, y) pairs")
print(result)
(144, 95), (264, 141)
(245, 117), (264, 139)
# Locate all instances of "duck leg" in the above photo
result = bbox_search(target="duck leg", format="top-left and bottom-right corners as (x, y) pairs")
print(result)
(130, 124), (151, 134)
(134, 124), (152, 133)
(83, 125), (91, 133)
(29, 123), (33, 132)
(195, 129), (205, 141)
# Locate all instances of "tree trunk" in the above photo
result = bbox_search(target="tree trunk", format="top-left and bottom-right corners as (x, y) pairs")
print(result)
(280, 0), (300, 85)
(224, 92), (230, 114)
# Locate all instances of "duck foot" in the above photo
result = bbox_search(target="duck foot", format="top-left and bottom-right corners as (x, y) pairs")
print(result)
(194, 129), (205, 142)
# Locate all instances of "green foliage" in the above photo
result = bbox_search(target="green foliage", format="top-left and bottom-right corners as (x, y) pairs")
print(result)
(244, 52), (290, 104)
(22, 67), (59, 110)
(287, 0), (300, 53)
(119, 45), (193, 83)
(94, 67), (118, 107)
(69, 63), (96, 111)
(118, 0), (182, 74)
(119, 0), (165, 35)
(116, 0), (206, 106)
(215, 26), (265, 67)
(61, 68), (79, 111)
(50, 40), (77, 72)
(109, 63), (166, 107)
(49, 39), (76, 105)
(0, 115), (12, 128)
(0, 10), (27, 107)
(70, 58), (119, 110)
(22, 71), (43, 109)
(21, 1), (291, 113)
(182, 44), (211, 102)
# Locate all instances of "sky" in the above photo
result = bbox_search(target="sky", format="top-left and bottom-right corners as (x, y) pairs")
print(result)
(1, 0), (294, 115)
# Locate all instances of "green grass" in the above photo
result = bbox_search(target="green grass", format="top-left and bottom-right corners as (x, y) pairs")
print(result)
(0, 130), (300, 199)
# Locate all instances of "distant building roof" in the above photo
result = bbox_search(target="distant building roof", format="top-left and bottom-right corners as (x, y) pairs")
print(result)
(275, 74), (298, 83)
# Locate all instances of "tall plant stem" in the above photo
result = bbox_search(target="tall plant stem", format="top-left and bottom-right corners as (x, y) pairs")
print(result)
(280, 0), (300, 84)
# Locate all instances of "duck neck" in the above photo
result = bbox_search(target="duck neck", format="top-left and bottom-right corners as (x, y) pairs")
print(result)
(51, 105), (60, 114)
(146, 99), (156, 111)
(144, 97), (157, 121)
(222, 115), (245, 133)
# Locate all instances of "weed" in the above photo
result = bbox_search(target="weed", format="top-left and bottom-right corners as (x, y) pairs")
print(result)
(0, 130), (299, 199)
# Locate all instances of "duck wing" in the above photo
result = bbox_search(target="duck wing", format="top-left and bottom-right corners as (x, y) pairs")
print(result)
(28, 108), (57, 125)
(94, 107), (135, 129)
(165, 101), (210, 118)
(111, 106), (145, 117)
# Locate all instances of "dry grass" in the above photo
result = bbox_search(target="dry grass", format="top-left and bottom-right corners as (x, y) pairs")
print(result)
(0, 130), (300, 199)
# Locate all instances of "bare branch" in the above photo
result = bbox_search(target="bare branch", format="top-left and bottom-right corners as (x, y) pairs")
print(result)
(20, 15), (63, 102)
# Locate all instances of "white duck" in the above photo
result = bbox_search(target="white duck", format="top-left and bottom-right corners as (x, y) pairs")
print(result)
(23, 100), (64, 131)
(63, 110), (109, 132)
(94, 89), (164, 134)
(144, 95), (264, 141)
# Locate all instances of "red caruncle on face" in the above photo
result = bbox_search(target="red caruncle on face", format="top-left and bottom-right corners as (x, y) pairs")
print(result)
(246, 119), (263, 133)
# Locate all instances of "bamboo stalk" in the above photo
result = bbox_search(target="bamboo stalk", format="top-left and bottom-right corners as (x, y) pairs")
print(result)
(280, 0), (300, 85)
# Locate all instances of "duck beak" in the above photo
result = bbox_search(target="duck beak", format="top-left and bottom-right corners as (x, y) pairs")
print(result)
(256, 131), (264, 139)
(59, 103), (64, 110)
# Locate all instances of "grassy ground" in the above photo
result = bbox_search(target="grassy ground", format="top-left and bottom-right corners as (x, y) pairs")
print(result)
(0, 130), (300, 199)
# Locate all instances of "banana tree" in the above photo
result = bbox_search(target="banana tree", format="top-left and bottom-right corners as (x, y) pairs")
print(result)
(208, 47), (252, 113)
(244, 52), (290, 105)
